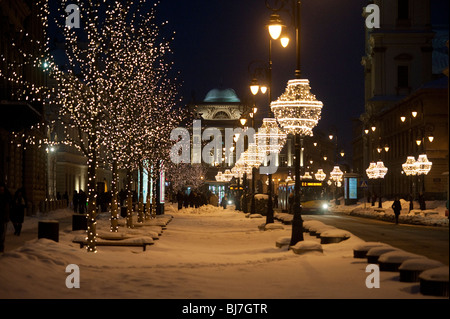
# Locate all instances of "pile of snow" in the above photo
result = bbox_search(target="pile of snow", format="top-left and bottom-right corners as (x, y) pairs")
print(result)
(254, 194), (269, 200)
(290, 241), (323, 255)
(320, 229), (352, 239)
(419, 266), (449, 282)
(378, 251), (426, 264)
(329, 199), (449, 227)
(399, 258), (445, 272)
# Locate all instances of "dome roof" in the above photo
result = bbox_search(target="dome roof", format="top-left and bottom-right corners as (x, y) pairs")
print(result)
(203, 88), (240, 103)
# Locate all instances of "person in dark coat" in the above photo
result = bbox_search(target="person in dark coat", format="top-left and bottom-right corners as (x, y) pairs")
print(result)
(11, 188), (26, 236)
(73, 190), (79, 213)
(176, 191), (183, 210)
(0, 184), (11, 253)
(78, 190), (87, 214)
(391, 196), (402, 225)
(222, 194), (228, 209)
(63, 191), (69, 207)
(418, 193), (426, 210)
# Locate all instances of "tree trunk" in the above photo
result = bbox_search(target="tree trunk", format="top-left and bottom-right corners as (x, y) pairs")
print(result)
(86, 140), (97, 252)
(290, 134), (304, 246)
(110, 161), (119, 232)
(146, 175), (151, 219)
(126, 168), (134, 228)
(138, 162), (144, 222)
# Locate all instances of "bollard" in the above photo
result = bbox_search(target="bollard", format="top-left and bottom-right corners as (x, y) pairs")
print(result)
(38, 220), (59, 242)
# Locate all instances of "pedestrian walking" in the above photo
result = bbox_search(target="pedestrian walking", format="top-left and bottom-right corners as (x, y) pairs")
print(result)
(73, 190), (79, 213)
(288, 192), (294, 214)
(391, 196), (402, 225)
(0, 183), (11, 253)
(63, 191), (69, 207)
(78, 190), (87, 214)
(418, 193), (426, 210)
(222, 194), (228, 209)
(11, 188), (26, 236)
(176, 191), (183, 210)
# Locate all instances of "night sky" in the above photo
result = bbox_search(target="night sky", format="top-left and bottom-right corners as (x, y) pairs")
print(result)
(48, 0), (448, 160)
(157, 0), (368, 157)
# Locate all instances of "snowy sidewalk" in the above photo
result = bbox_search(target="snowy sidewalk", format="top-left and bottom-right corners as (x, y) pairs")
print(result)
(0, 204), (447, 299)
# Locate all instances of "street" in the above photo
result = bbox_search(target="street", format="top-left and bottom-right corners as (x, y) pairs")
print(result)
(305, 212), (449, 265)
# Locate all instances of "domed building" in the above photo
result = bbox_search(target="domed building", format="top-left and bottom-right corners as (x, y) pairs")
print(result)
(194, 88), (243, 122)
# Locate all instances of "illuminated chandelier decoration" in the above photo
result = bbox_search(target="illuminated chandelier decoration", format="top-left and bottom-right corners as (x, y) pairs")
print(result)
(245, 143), (265, 168)
(330, 166), (343, 182)
(235, 152), (253, 177)
(215, 171), (224, 182)
(366, 162), (378, 179)
(302, 172), (313, 179)
(255, 118), (287, 154)
(402, 156), (418, 176)
(375, 161), (388, 179)
(367, 161), (388, 179)
(222, 169), (234, 182)
(270, 79), (323, 136)
(314, 169), (326, 181)
(416, 154), (432, 175)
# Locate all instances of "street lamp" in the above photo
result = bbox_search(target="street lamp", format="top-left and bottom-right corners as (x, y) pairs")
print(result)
(244, 143), (264, 214)
(268, 0), (323, 246)
(366, 161), (388, 208)
(330, 166), (343, 204)
(255, 118), (287, 223)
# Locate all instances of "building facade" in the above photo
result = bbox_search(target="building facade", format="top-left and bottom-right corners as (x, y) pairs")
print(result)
(353, 0), (449, 200)
(0, 0), (48, 214)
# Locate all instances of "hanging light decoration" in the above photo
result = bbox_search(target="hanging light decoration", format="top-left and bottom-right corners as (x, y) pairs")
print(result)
(245, 143), (265, 168)
(330, 166), (343, 182)
(314, 169), (326, 181)
(270, 79), (323, 136)
(374, 161), (388, 179)
(255, 118), (287, 155)
(402, 156), (418, 176)
(416, 154), (432, 175)
(366, 162), (378, 179)
(222, 169), (234, 182)
(302, 171), (313, 179)
(215, 171), (224, 182)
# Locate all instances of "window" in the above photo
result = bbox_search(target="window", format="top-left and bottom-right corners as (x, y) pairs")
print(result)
(398, 0), (409, 20)
(397, 65), (409, 88)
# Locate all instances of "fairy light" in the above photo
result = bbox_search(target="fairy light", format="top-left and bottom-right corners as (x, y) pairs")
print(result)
(1, 1), (186, 252)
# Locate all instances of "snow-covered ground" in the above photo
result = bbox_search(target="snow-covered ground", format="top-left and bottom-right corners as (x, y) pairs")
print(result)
(328, 198), (449, 227)
(0, 203), (447, 300)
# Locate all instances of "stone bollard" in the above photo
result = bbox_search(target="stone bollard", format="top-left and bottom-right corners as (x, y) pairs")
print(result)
(38, 220), (59, 242)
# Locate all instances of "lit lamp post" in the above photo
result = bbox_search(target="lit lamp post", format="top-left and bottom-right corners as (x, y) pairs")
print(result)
(366, 161), (388, 208)
(245, 143), (265, 214)
(402, 156), (418, 211)
(268, 0), (323, 246)
(330, 166), (343, 204)
(255, 118), (286, 223)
